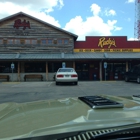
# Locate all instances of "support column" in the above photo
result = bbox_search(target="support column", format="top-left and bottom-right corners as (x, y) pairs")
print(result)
(18, 62), (20, 81)
(126, 61), (129, 72)
(46, 62), (48, 81)
(99, 61), (102, 81)
(73, 61), (75, 69)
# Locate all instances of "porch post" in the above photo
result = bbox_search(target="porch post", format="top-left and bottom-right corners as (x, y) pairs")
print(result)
(99, 61), (102, 81)
(73, 61), (75, 69)
(46, 62), (48, 81)
(18, 62), (20, 81)
(126, 61), (129, 72)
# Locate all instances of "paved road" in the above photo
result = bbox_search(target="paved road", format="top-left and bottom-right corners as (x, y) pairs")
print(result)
(0, 81), (140, 103)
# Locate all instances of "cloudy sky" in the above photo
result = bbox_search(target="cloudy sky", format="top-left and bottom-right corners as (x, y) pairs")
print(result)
(0, 0), (136, 40)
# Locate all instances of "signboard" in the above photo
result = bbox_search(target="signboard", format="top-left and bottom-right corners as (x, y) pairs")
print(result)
(74, 49), (139, 52)
(104, 62), (107, 69)
(13, 19), (31, 30)
(98, 37), (116, 49)
(11, 63), (14, 69)
(62, 62), (66, 68)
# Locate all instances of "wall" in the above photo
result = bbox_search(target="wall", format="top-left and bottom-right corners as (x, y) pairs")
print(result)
(0, 73), (56, 82)
(0, 14), (74, 54)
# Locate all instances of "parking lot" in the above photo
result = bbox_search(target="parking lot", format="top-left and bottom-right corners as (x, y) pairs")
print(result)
(0, 81), (140, 104)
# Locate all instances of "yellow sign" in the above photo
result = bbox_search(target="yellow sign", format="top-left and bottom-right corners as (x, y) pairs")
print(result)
(74, 49), (140, 52)
(98, 37), (116, 48)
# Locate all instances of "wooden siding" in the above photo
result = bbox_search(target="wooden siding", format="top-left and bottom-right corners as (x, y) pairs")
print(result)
(0, 15), (74, 53)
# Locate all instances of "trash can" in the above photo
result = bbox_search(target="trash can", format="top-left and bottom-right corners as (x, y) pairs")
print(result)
(93, 74), (97, 80)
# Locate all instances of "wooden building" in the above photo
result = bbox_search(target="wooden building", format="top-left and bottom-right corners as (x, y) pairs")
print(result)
(0, 12), (77, 82)
(0, 12), (140, 82)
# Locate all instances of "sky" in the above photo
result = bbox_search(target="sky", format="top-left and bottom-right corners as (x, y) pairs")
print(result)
(0, 0), (136, 40)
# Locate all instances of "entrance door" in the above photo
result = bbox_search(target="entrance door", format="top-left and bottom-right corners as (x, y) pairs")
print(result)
(75, 63), (89, 80)
(103, 63), (126, 80)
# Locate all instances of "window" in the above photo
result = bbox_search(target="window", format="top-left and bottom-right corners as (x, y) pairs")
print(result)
(42, 40), (46, 45)
(58, 68), (74, 72)
(25, 40), (30, 44)
(48, 39), (52, 44)
(64, 39), (69, 44)
(31, 40), (37, 44)
(14, 39), (20, 44)
(0, 62), (17, 73)
(25, 62), (46, 73)
(8, 39), (14, 44)
(48, 62), (62, 72)
(75, 63), (89, 80)
(58, 39), (62, 44)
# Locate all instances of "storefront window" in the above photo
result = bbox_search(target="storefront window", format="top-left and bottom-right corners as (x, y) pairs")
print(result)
(0, 62), (17, 73)
(104, 63), (126, 80)
(75, 63), (89, 80)
(128, 63), (132, 70)
(114, 63), (125, 74)
(25, 62), (46, 73)
(48, 62), (62, 72)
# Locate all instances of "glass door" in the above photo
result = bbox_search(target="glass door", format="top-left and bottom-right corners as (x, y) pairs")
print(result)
(75, 63), (89, 80)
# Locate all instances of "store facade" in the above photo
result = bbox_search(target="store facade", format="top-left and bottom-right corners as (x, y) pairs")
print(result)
(74, 36), (140, 81)
(0, 12), (140, 82)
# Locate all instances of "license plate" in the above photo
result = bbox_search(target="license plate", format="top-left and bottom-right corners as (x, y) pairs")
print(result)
(65, 75), (69, 77)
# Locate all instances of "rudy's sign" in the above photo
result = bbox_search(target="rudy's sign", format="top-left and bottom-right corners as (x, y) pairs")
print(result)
(98, 37), (116, 48)
(74, 36), (140, 52)
(13, 19), (31, 30)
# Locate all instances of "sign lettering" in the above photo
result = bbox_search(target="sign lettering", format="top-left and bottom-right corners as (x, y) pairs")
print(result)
(122, 49), (133, 52)
(85, 49), (91, 52)
(104, 49), (110, 52)
(74, 49), (140, 52)
(13, 19), (31, 30)
(113, 49), (121, 52)
(94, 49), (102, 52)
(79, 49), (83, 52)
(98, 37), (116, 48)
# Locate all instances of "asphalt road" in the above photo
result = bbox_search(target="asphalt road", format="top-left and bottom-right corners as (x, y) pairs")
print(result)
(0, 81), (140, 104)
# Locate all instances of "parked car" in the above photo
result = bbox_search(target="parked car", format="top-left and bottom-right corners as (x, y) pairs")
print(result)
(55, 68), (78, 85)
(125, 64), (140, 83)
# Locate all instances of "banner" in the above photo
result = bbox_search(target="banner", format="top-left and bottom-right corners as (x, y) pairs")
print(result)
(74, 49), (140, 52)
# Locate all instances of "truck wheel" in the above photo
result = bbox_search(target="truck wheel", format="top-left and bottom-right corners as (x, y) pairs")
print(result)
(56, 82), (58, 85)
(125, 76), (129, 82)
(137, 77), (140, 84)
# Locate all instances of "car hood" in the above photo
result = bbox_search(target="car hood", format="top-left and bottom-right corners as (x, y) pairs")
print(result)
(1, 95), (140, 139)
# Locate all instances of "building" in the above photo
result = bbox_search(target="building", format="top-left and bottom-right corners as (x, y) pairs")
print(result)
(0, 12), (140, 82)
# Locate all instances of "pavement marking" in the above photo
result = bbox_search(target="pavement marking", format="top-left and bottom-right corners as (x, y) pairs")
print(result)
(100, 81), (117, 82)
(2, 82), (20, 84)
(48, 82), (53, 87)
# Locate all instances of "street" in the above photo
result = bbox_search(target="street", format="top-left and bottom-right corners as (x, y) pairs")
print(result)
(0, 81), (140, 104)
